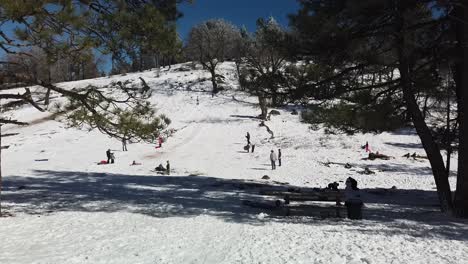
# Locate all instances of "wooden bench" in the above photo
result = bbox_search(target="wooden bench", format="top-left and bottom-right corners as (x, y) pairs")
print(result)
(259, 189), (347, 218)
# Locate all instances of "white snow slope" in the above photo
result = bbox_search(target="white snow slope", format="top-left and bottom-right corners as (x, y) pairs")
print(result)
(1, 62), (467, 264)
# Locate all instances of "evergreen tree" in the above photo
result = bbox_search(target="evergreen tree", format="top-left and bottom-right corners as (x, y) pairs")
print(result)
(289, 0), (468, 216)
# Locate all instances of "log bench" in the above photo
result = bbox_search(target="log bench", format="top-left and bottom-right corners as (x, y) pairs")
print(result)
(259, 189), (347, 218)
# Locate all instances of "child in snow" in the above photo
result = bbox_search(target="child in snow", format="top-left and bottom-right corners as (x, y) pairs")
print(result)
(243, 143), (250, 152)
(110, 152), (115, 164)
(270, 150), (277, 170)
(361, 141), (370, 152)
(158, 136), (163, 148)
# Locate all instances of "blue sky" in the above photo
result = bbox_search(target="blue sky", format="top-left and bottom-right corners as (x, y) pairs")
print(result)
(177, 0), (299, 42)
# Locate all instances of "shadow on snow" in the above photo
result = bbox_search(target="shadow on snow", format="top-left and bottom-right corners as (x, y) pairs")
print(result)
(2, 170), (468, 241)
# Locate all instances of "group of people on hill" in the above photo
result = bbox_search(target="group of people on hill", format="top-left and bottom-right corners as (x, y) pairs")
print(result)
(100, 133), (170, 174)
(245, 132), (282, 170)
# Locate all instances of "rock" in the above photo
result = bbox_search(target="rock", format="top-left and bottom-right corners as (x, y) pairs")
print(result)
(269, 110), (281, 116)
(262, 175), (270, 180)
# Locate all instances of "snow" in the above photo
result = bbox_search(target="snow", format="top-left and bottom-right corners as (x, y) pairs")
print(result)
(1, 62), (467, 264)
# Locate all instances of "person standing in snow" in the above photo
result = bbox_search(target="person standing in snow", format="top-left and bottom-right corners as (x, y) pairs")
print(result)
(122, 138), (127, 151)
(106, 149), (115, 164)
(166, 160), (171, 175)
(246, 132), (250, 145)
(362, 141), (370, 152)
(158, 136), (163, 148)
(270, 150), (277, 170)
(278, 149), (282, 166)
(251, 144), (255, 153)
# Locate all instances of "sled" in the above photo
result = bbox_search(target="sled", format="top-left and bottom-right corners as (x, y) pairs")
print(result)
(34, 159), (49, 162)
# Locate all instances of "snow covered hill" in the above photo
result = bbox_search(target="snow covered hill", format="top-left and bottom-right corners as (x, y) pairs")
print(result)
(1, 62), (467, 264)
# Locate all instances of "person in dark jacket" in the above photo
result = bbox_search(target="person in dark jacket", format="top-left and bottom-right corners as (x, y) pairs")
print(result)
(245, 132), (250, 145)
(166, 160), (171, 175)
(106, 149), (115, 164)
(106, 149), (111, 163)
(278, 149), (282, 166)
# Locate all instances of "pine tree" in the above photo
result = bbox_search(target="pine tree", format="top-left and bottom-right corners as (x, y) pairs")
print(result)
(289, 0), (468, 215)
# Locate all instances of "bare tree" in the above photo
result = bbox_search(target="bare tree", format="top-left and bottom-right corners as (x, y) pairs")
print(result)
(241, 17), (291, 119)
(185, 19), (240, 94)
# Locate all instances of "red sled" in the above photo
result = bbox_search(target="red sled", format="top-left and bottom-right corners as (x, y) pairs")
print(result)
(97, 160), (108, 165)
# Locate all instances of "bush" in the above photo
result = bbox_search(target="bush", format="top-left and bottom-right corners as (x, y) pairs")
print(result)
(301, 101), (406, 134)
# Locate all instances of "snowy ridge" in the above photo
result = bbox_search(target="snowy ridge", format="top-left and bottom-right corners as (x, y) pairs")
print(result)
(1, 62), (467, 264)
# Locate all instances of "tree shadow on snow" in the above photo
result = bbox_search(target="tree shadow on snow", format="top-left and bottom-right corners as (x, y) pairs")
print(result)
(3, 170), (468, 241)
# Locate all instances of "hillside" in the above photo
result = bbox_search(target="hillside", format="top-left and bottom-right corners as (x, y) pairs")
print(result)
(1, 62), (467, 264)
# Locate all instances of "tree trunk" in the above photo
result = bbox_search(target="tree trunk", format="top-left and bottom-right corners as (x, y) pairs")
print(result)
(258, 94), (268, 120)
(271, 86), (278, 106)
(210, 68), (218, 94)
(235, 60), (242, 87)
(453, 1), (468, 218)
(396, 9), (453, 213)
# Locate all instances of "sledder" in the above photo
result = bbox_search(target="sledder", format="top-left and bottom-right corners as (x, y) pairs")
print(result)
(98, 149), (115, 165)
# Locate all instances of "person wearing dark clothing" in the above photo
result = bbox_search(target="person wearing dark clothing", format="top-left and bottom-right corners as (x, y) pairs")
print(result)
(106, 149), (111, 163)
(278, 149), (282, 166)
(106, 149), (115, 164)
(251, 144), (255, 153)
(246, 132), (250, 145)
(166, 160), (171, 175)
